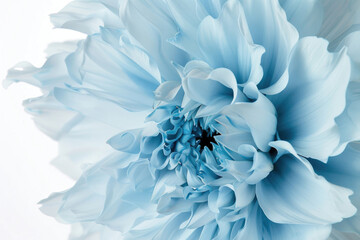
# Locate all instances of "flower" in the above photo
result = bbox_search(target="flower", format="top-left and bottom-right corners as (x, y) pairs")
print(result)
(5, 0), (360, 239)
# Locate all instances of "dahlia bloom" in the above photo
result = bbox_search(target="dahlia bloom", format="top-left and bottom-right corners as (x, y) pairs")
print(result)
(5, 0), (360, 239)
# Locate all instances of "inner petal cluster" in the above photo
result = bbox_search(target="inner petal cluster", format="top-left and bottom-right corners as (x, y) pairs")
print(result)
(154, 108), (221, 174)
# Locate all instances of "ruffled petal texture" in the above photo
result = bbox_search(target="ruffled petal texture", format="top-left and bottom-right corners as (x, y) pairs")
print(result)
(5, 0), (360, 239)
(50, 0), (123, 35)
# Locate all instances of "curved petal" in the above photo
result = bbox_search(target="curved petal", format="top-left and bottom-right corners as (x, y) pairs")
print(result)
(233, 201), (332, 240)
(256, 152), (356, 225)
(41, 153), (156, 229)
(264, 220), (331, 240)
(333, 32), (360, 153)
(280, 0), (360, 50)
(315, 141), (360, 192)
(222, 83), (277, 152)
(334, 81), (360, 154)
(145, 213), (202, 240)
(69, 222), (124, 240)
(5, 52), (77, 90)
(50, 0), (123, 35)
(5, 44), (123, 179)
(52, 117), (119, 179)
(107, 124), (159, 154)
(319, 0), (360, 50)
(96, 169), (156, 231)
(241, 0), (299, 94)
(279, 0), (323, 37)
(197, 0), (264, 85)
(215, 132), (255, 153)
(229, 201), (262, 240)
(66, 28), (160, 112)
(233, 182), (256, 210)
(154, 81), (182, 102)
(166, 0), (226, 58)
(53, 88), (147, 129)
(120, 0), (189, 81)
(181, 61), (239, 116)
(107, 129), (143, 154)
(337, 31), (360, 67)
(312, 142), (360, 235)
(166, 0), (207, 58)
(275, 37), (351, 161)
(246, 151), (273, 185)
(22, 93), (81, 140)
(46, 174), (110, 222)
(185, 203), (214, 229)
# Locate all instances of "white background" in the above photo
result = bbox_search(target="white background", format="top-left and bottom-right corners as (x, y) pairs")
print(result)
(0, 1), (84, 239)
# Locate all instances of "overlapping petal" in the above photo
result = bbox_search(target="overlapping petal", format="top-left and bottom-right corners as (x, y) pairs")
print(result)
(196, 0), (264, 85)
(223, 83), (277, 152)
(257, 144), (356, 225)
(312, 142), (360, 236)
(241, 0), (299, 94)
(274, 37), (351, 161)
(280, 0), (360, 50)
(120, 0), (189, 82)
(66, 28), (161, 111)
(50, 0), (123, 35)
(5, 0), (360, 239)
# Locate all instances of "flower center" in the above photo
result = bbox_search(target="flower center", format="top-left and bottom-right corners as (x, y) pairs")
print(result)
(196, 129), (219, 151)
(158, 109), (221, 154)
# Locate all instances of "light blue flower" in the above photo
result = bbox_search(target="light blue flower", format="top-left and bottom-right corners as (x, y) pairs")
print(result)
(5, 0), (360, 239)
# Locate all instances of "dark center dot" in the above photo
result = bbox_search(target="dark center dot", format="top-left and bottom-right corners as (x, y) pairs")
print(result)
(196, 130), (219, 151)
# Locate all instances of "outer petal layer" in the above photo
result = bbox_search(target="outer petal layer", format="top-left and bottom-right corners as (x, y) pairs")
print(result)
(257, 149), (356, 225)
(274, 37), (351, 161)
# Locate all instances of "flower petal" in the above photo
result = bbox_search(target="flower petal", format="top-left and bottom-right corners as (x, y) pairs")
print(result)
(197, 0), (264, 85)
(279, 0), (323, 37)
(223, 83), (277, 152)
(186, 204), (215, 229)
(241, 0), (299, 94)
(53, 88), (147, 129)
(215, 132), (255, 153)
(50, 0), (123, 35)
(52, 117), (119, 179)
(329, 229), (360, 240)
(120, 0), (189, 81)
(312, 142), (360, 235)
(154, 81), (182, 102)
(166, 0), (208, 58)
(66, 28), (160, 111)
(246, 151), (273, 185)
(181, 61), (239, 114)
(264, 220), (331, 240)
(319, 0), (360, 50)
(275, 37), (351, 161)
(231, 201), (262, 240)
(280, 0), (360, 50)
(335, 82), (360, 153)
(107, 125), (159, 154)
(256, 152), (356, 225)
(5, 51), (77, 90)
